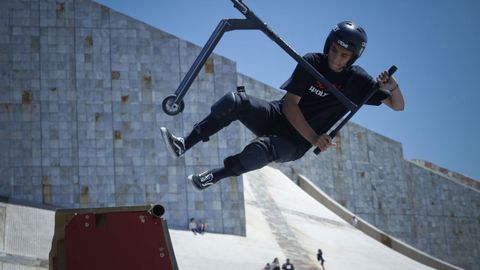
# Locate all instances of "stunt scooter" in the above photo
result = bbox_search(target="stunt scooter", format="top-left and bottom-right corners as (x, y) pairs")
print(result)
(161, 0), (397, 154)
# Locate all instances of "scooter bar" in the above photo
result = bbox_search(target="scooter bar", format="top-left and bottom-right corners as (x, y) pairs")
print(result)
(231, 0), (249, 15)
(162, 0), (358, 116)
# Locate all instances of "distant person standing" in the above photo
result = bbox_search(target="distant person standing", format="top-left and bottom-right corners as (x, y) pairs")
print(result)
(281, 258), (295, 270)
(317, 249), (325, 270)
(352, 216), (359, 227)
(271, 257), (280, 270)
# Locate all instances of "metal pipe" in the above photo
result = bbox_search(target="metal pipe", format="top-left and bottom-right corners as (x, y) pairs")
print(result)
(148, 204), (165, 218)
(172, 19), (231, 105)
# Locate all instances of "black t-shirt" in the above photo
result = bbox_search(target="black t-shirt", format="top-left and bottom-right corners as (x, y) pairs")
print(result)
(279, 52), (390, 135)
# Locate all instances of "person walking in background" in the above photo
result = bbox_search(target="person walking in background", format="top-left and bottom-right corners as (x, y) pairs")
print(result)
(317, 249), (325, 270)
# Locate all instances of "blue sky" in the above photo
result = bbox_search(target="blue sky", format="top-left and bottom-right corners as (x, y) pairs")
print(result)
(95, 0), (480, 180)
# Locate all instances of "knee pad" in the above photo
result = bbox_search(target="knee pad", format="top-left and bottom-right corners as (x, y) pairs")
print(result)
(223, 155), (245, 176)
(240, 138), (275, 170)
(210, 92), (239, 120)
(210, 90), (250, 122)
(224, 137), (276, 176)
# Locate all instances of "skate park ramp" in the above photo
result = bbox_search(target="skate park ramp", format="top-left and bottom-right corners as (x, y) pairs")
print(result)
(0, 166), (457, 270)
(169, 166), (447, 270)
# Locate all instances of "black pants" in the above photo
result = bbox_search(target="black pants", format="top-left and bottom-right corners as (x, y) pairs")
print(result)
(184, 92), (310, 177)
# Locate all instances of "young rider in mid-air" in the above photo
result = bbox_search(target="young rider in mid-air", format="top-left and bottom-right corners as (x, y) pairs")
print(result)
(161, 21), (404, 190)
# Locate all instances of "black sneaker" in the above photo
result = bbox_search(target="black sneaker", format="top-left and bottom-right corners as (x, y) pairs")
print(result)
(188, 170), (215, 190)
(160, 127), (186, 158)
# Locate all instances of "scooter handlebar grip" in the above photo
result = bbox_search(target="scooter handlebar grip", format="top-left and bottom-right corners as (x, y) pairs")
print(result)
(231, 0), (248, 14)
(388, 65), (397, 75)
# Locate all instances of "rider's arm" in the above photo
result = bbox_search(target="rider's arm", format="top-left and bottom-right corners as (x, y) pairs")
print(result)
(377, 70), (405, 111)
(282, 92), (334, 151)
(381, 84), (404, 111)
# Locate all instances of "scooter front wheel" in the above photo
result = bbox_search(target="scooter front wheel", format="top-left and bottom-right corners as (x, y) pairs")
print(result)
(162, 95), (184, 116)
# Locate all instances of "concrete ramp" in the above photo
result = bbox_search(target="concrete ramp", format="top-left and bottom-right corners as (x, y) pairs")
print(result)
(169, 166), (441, 270)
(1, 166), (457, 270)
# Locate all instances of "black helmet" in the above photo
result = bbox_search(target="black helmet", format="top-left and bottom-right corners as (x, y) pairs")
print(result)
(323, 21), (367, 66)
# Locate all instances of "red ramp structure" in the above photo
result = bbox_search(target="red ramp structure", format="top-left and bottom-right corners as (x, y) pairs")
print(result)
(49, 205), (178, 270)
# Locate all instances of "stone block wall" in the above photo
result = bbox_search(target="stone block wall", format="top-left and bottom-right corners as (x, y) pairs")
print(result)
(0, 0), (244, 235)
